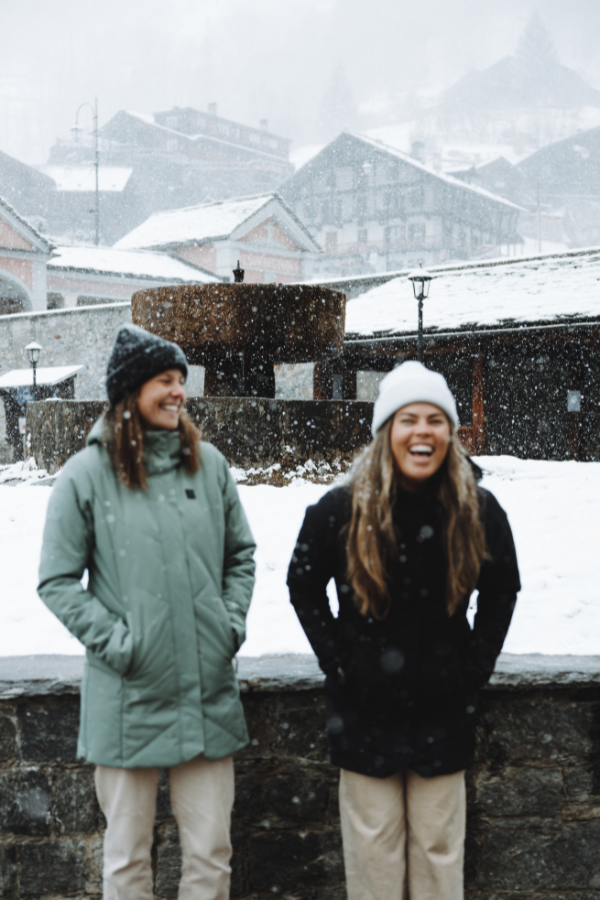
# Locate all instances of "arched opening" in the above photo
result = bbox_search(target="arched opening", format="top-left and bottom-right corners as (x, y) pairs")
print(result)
(0, 271), (31, 315)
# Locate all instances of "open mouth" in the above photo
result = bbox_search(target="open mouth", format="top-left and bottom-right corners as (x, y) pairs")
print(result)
(161, 404), (181, 414)
(409, 444), (434, 457)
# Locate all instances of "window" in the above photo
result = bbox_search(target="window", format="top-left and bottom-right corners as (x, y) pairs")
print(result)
(325, 232), (338, 254)
(387, 225), (403, 246)
(320, 200), (332, 225)
(341, 195), (354, 219)
(408, 223), (425, 246)
(336, 167), (354, 190)
(218, 122), (230, 137)
(405, 187), (423, 209)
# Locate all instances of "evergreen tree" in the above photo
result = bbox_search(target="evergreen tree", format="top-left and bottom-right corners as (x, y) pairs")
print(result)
(516, 11), (558, 68)
(317, 62), (358, 141)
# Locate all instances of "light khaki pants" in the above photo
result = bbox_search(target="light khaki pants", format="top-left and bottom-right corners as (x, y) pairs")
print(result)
(339, 767), (466, 900)
(95, 754), (234, 900)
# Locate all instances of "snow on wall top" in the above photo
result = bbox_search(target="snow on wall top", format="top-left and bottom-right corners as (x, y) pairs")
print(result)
(48, 246), (220, 283)
(344, 248), (600, 338)
(115, 194), (277, 251)
(41, 167), (133, 193)
(0, 365), (84, 389)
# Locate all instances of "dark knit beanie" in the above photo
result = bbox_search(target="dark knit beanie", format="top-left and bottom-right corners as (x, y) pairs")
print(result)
(106, 324), (188, 407)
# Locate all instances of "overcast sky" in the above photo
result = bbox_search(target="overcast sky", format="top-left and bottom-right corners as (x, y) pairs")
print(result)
(1, 0), (600, 165)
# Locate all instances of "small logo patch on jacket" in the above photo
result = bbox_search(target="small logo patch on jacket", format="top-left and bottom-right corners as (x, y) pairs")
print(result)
(185, 489), (196, 499)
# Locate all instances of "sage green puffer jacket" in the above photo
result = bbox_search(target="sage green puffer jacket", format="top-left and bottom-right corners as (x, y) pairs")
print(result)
(38, 420), (256, 768)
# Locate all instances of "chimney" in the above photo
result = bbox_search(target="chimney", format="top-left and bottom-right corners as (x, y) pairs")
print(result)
(259, 118), (268, 132)
(411, 140), (425, 163)
(208, 102), (218, 116)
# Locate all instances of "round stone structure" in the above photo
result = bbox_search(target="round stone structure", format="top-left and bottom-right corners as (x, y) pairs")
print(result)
(131, 282), (346, 397)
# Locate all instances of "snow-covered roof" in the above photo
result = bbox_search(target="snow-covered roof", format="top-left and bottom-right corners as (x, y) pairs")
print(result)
(346, 132), (525, 212)
(344, 247), (600, 339)
(112, 111), (289, 164)
(0, 365), (84, 389)
(124, 109), (155, 125)
(40, 167), (133, 193)
(115, 192), (319, 252)
(47, 245), (220, 283)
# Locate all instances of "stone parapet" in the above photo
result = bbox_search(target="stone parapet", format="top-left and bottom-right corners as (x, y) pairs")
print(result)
(27, 398), (374, 474)
(0, 654), (599, 899)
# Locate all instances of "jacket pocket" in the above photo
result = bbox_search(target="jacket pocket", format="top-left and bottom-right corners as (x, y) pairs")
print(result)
(212, 596), (236, 660)
(123, 591), (171, 683)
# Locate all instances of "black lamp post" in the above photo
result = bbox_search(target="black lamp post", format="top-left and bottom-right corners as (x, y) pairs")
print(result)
(408, 266), (433, 364)
(25, 341), (42, 401)
(71, 98), (100, 245)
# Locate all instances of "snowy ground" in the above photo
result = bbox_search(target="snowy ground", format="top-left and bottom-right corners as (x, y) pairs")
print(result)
(1, 456), (599, 658)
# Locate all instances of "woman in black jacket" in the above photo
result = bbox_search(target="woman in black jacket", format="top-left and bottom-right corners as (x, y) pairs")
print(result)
(287, 361), (520, 900)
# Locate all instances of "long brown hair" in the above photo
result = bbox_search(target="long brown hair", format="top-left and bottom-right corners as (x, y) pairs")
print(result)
(103, 391), (200, 490)
(346, 418), (486, 619)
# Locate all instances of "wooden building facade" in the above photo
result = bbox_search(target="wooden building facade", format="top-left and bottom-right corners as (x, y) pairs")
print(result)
(281, 132), (523, 279)
(313, 248), (600, 461)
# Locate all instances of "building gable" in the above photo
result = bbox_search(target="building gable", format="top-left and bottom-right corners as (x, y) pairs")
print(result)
(0, 219), (34, 252)
(239, 217), (300, 252)
(0, 195), (54, 255)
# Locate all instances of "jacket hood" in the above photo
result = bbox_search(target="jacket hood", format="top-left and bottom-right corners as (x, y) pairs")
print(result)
(86, 415), (182, 476)
(143, 429), (183, 476)
(87, 417), (107, 447)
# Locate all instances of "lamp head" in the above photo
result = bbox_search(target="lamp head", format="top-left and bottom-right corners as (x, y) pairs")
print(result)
(25, 341), (42, 365)
(407, 265), (433, 300)
(70, 123), (84, 143)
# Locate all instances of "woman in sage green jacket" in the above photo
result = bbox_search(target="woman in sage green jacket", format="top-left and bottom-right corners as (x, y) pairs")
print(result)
(38, 324), (256, 900)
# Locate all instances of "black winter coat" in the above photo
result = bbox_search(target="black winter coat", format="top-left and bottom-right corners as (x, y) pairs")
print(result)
(287, 476), (520, 778)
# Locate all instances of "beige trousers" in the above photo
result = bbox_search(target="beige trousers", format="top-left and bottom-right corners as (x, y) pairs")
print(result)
(339, 767), (466, 900)
(95, 755), (234, 900)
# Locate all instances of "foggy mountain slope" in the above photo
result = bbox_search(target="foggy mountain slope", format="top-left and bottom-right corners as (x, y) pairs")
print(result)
(442, 56), (600, 113)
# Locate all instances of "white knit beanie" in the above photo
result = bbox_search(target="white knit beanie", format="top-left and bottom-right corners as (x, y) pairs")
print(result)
(371, 361), (459, 436)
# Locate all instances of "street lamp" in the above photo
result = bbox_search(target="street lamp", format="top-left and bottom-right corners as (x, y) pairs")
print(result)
(25, 342), (42, 401)
(408, 266), (433, 364)
(71, 98), (100, 245)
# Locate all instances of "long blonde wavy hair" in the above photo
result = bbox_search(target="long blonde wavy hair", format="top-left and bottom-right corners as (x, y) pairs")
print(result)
(346, 416), (486, 619)
(103, 391), (200, 490)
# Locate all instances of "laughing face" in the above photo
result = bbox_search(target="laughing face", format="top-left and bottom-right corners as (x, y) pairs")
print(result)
(137, 368), (186, 430)
(390, 402), (452, 490)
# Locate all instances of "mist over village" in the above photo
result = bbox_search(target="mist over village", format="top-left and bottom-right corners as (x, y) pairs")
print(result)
(1, 2), (600, 899)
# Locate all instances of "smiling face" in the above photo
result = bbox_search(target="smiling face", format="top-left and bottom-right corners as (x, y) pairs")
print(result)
(390, 402), (452, 490)
(137, 368), (186, 430)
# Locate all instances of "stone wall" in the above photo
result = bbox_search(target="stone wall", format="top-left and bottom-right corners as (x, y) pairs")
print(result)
(27, 398), (374, 474)
(0, 304), (132, 400)
(0, 304), (132, 462)
(0, 654), (599, 900)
